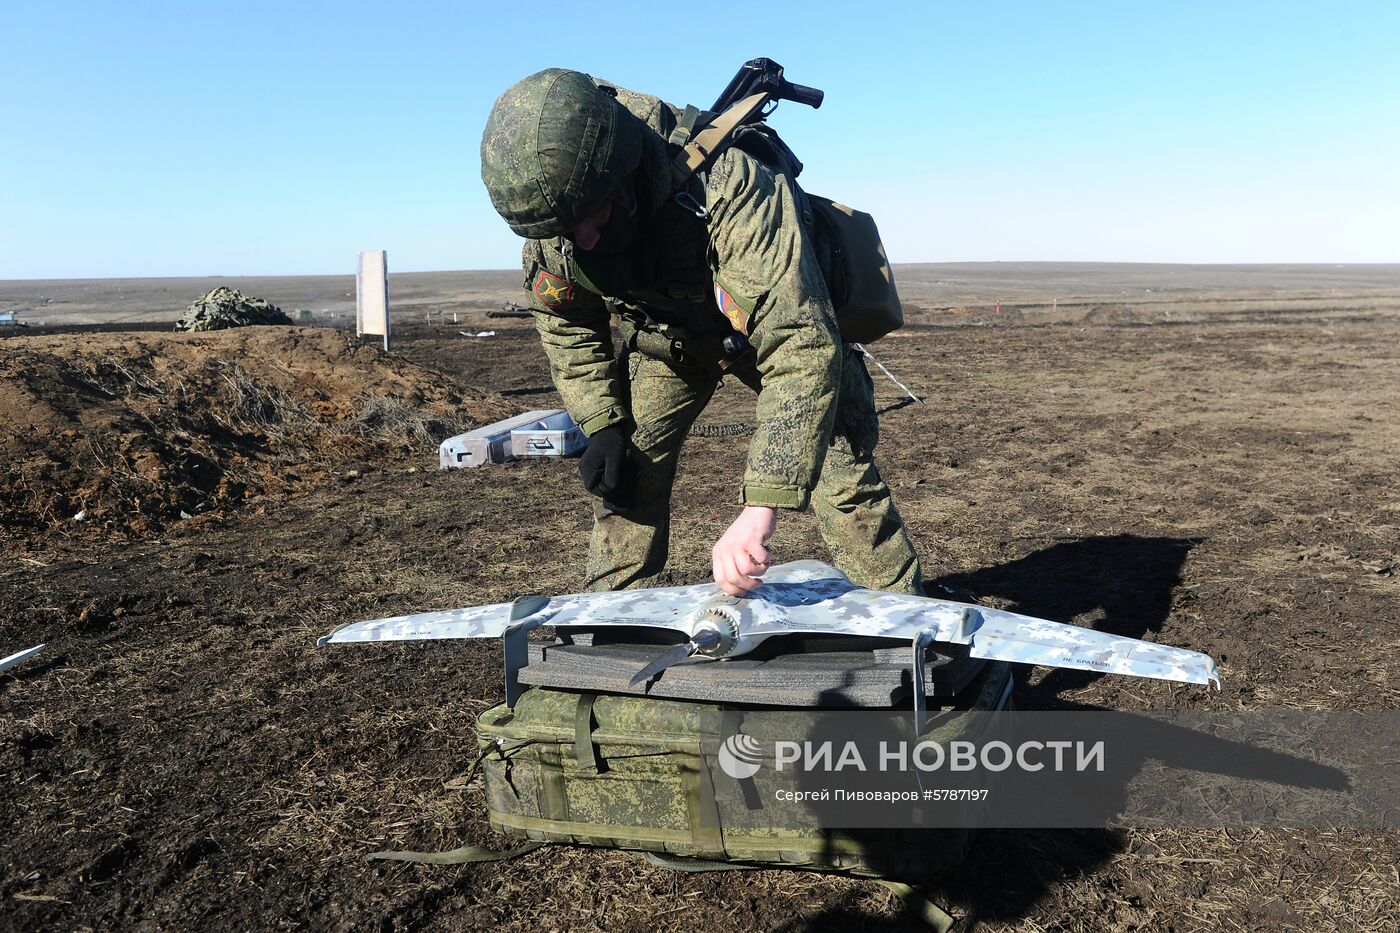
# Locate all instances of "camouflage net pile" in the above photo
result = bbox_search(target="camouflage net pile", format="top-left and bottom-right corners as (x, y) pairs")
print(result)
(174, 287), (294, 332)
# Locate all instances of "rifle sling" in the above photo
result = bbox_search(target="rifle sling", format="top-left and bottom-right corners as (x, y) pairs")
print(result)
(669, 91), (769, 192)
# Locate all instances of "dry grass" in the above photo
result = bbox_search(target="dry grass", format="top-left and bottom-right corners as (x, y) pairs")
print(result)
(351, 394), (472, 445)
(218, 361), (320, 434)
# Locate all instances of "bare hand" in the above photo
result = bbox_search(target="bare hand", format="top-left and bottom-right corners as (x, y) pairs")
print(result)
(712, 506), (777, 596)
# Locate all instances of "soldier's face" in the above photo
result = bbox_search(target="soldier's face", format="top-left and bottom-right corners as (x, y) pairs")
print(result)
(569, 200), (614, 252)
(568, 193), (638, 255)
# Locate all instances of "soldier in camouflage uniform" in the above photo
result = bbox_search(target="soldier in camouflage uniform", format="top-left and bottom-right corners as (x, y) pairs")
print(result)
(480, 69), (922, 598)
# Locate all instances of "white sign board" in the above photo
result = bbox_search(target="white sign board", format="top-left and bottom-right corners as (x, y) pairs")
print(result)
(356, 250), (390, 350)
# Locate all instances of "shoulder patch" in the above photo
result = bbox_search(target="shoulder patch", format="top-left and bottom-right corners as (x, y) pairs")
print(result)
(715, 283), (750, 334)
(533, 269), (575, 309)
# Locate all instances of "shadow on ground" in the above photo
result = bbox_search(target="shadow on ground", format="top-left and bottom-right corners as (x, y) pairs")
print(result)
(934, 534), (1197, 703)
(762, 536), (1196, 930)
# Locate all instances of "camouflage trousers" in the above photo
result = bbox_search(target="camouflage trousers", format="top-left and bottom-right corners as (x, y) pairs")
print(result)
(585, 343), (923, 595)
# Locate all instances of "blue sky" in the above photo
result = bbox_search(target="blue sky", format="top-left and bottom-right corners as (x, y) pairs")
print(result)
(4, 1), (1398, 278)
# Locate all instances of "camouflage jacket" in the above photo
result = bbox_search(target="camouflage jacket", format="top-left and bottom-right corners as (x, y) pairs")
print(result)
(522, 83), (841, 510)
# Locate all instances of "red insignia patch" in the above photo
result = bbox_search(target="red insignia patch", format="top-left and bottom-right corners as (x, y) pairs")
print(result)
(533, 270), (574, 309)
(714, 284), (749, 334)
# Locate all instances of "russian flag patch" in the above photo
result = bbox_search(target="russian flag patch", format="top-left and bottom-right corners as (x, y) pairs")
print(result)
(715, 284), (749, 334)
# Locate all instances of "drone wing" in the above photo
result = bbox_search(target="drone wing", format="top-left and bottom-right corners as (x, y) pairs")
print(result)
(316, 580), (713, 647)
(701, 563), (1221, 688)
(960, 605), (1220, 687)
(318, 560), (1219, 689)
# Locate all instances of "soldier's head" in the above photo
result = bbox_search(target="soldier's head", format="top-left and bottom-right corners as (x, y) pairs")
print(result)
(481, 68), (643, 253)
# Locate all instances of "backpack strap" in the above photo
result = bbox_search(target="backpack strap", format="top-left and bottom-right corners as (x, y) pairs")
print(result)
(637, 854), (957, 932)
(637, 850), (757, 872)
(667, 104), (706, 148)
(369, 839), (546, 865)
(873, 880), (958, 933)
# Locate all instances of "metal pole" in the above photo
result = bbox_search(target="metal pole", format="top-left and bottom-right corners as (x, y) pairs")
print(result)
(0, 644), (44, 674)
(853, 343), (921, 404)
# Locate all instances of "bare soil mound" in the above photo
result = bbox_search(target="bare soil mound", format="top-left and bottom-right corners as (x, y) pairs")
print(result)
(0, 326), (510, 538)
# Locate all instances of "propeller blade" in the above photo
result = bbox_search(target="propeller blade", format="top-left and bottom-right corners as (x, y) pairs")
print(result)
(627, 641), (698, 689)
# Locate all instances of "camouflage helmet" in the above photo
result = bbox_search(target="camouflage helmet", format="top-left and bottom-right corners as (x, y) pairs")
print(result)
(481, 69), (643, 239)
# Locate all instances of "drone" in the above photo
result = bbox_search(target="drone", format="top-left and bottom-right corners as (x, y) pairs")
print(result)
(320, 560), (1218, 724)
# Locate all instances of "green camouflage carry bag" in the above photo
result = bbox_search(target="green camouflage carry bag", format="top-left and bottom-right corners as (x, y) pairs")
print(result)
(471, 660), (1013, 881)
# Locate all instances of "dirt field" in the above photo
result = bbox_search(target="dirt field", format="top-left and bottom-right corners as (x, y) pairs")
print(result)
(3, 264), (1399, 931)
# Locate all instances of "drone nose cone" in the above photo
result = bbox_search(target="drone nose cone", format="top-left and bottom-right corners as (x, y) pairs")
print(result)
(689, 606), (741, 657)
(691, 628), (724, 653)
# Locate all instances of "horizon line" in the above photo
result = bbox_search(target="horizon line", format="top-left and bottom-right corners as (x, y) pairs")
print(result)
(5, 259), (1400, 284)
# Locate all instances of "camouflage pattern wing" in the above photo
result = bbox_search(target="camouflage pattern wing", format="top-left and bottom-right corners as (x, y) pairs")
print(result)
(318, 559), (1219, 689)
(964, 607), (1221, 688)
(732, 562), (1220, 688)
(317, 582), (715, 647)
(730, 561), (962, 638)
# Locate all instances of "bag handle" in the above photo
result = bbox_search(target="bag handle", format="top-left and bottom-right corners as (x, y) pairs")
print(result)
(573, 692), (601, 774)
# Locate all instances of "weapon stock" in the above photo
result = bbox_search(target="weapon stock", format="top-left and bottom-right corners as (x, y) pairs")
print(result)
(710, 58), (824, 121)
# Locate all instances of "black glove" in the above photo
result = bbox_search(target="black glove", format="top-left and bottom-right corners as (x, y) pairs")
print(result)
(578, 422), (639, 510)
